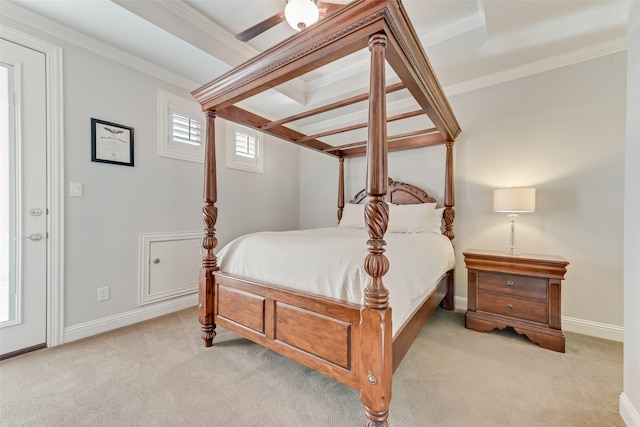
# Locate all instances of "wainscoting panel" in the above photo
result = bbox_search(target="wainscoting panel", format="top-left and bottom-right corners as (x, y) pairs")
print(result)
(139, 232), (202, 306)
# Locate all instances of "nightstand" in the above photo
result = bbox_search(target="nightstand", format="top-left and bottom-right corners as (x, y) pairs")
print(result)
(464, 250), (569, 352)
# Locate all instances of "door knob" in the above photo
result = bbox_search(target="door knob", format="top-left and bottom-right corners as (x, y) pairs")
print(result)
(19, 233), (43, 241)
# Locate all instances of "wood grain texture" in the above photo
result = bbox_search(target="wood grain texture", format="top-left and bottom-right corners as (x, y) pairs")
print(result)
(464, 250), (569, 352)
(191, 0), (460, 157)
(199, 111), (218, 346)
(193, 1), (460, 424)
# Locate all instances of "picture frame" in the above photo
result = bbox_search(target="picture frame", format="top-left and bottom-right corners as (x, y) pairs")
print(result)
(91, 118), (134, 166)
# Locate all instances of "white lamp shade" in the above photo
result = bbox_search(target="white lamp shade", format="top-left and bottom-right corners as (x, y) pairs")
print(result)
(285, 0), (320, 31)
(493, 187), (536, 213)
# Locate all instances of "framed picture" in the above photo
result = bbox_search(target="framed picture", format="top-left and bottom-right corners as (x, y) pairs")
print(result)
(91, 118), (134, 166)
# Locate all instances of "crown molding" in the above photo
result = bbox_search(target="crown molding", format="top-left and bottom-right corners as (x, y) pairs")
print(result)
(157, 0), (259, 61)
(420, 10), (486, 47)
(1, 1), (200, 91)
(444, 36), (628, 96)
(156, 0), (307, 104)
(307, 9), (486, 96)
(2, 1), (628, 124)
(303, 36), (627, 133)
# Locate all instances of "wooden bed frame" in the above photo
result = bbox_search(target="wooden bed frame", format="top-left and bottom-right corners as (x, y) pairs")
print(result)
(191, 1), (461, 425)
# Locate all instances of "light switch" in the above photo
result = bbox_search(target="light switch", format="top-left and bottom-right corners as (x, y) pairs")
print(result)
(70, 182), (83, 197)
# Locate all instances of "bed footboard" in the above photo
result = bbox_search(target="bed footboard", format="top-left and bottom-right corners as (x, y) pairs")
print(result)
(213, 272), (362, 388)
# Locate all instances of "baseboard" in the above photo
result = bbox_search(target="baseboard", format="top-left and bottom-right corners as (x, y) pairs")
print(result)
(452, 296), (623, 342)
(561, 315), (624, 342)
(454, 296), (467, 312)
(63, 294), (197, 344)
(620, 392), (640, 427)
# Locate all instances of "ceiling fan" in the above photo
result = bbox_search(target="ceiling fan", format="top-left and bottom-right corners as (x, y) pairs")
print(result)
(235, 0), (345, 42)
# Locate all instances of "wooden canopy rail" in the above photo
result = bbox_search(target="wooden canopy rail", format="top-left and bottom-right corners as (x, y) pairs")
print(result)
(325, 127), (438, 153)
(295, 109), (424, 143)
(260, 81), (406, 131)
(192, 1), (460, 426)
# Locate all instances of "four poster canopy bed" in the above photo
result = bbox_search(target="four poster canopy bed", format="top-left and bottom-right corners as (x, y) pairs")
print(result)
(191, 1), (461, 425)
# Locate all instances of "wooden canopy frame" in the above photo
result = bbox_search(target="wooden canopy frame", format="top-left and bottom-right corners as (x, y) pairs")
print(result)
(192, 1), (461, 425)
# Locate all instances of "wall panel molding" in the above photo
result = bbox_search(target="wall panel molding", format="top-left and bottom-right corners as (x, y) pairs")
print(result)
(138, 232), (202, 306)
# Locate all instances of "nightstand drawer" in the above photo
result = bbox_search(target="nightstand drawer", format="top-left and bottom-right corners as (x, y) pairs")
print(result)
(477, 292), (547, 324)
(478, 272), (547, 301)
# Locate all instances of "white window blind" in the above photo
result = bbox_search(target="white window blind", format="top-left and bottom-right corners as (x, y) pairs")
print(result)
(172, 114), (202, 146)
(226, 122), (263, 173)
(234, 129), (256, 158)
(158, 90), (204, 163)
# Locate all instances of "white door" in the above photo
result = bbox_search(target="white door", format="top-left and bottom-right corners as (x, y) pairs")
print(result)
(0, 39), (47, 357)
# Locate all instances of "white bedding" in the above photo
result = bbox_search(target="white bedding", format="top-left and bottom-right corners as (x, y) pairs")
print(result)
(217, 227), (455, 336)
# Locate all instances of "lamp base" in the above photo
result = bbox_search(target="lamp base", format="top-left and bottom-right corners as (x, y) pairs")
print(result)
(506, 214), (519, 257)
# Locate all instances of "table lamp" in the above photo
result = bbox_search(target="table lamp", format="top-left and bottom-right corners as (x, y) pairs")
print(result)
(493, 187), (536, 255)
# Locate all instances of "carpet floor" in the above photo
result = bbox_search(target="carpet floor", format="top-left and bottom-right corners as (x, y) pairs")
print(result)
(0, 307), (624, 426)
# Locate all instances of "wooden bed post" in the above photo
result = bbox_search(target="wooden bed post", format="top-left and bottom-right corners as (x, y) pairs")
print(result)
(199, 110), (219, 347)
(338, 156), (345, 222)
(361, 33), (392, 427)
(443, 141), (455, 240)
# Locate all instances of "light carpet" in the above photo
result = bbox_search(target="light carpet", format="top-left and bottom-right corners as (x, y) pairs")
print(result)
(0, 307), (624, 426)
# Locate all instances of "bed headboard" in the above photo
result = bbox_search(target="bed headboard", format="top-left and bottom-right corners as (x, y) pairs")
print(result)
(350, 178), (437, 205)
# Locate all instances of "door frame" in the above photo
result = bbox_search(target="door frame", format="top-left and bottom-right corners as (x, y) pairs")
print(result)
(1, 26), (64, 347)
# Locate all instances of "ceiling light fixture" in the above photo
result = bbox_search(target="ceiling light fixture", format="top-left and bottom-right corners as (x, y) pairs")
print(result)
(284, 0), (320, 31)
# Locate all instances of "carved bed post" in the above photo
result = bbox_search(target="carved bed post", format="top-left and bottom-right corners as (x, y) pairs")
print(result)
(441, 140), (455, 310)
(199, 110), (219, 347)
(360, 33), (392, 427)
(338, 156), (345, 222)
(443, 140), (455, 240)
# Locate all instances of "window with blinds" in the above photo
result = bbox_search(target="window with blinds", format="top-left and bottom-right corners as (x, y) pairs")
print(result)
(158, 90), (204, 163)
(172, 114), (201, 146)
(226, 122), (263, 173)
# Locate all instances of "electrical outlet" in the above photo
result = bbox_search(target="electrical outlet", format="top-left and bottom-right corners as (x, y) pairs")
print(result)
(97, 286), (110, 301)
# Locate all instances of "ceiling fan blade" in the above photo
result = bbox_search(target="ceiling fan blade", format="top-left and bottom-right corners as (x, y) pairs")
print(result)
(318, 2), (345, 17)
(235, 11), (286, 42)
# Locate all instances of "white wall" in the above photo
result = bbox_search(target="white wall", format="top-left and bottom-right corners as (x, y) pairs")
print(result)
(1, 11), (300, 339)
(300, 52), (627, 339)
(621, 2), (640, 425)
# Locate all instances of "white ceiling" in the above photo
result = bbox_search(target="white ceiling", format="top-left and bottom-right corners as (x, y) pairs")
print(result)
(4, 0), (630, 131)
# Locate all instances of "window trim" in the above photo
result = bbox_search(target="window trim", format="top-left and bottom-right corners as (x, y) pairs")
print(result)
(157, 89), (204, 163)
(225, 122), (263, 173)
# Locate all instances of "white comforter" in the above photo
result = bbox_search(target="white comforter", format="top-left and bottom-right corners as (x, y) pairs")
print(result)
(217, 227), (455, 336)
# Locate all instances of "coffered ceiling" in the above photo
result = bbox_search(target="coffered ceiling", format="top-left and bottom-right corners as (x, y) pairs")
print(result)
(4, 0), (629, 130)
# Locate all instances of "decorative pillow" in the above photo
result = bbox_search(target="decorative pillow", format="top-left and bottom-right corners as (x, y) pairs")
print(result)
(387, 203), (436, 233)
(338, 202), (365, 229)
(432, 207), (445, 234)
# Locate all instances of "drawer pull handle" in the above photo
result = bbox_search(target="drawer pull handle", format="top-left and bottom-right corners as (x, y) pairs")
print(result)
(506, 280), (514, 287)
(507, 304), (513, 310)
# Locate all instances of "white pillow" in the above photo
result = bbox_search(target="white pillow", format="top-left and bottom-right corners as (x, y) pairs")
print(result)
(432, 207), (445, 234)
(338, 202), (365, 228)
(387, 203), (436, 233)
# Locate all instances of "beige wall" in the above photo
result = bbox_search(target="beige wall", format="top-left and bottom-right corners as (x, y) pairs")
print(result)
(301, 52), (627, 337)
(622, 2), (640, 424)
